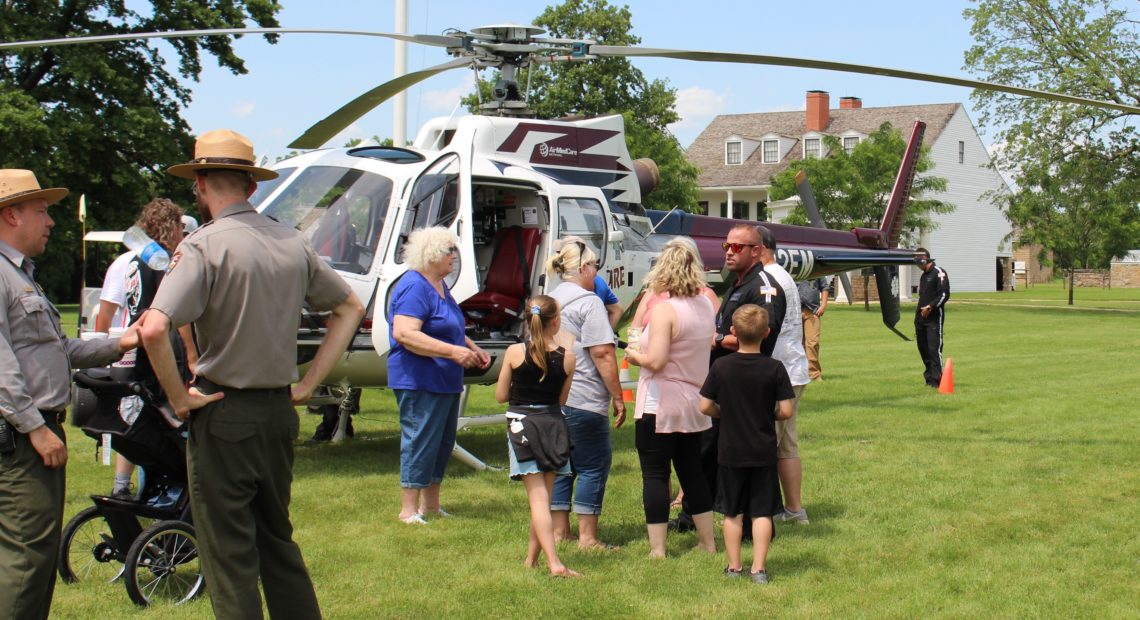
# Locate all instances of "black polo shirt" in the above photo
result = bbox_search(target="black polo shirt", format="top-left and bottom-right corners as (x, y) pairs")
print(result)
(712, 263), (786, 362)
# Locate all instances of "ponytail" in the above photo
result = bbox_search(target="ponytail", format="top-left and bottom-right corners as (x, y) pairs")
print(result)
(524, 295), (559, 382)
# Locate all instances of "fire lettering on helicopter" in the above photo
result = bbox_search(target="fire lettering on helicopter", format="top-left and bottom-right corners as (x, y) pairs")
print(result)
(606, 266), (627, 290)
(776, 249), (816, 280)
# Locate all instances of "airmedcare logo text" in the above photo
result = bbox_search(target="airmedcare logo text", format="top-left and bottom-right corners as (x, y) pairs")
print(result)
(538, 142), (578, 158)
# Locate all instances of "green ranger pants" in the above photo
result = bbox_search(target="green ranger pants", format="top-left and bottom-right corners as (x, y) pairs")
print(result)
(0, 420), (65, 620)
(188, 381), (320, 620)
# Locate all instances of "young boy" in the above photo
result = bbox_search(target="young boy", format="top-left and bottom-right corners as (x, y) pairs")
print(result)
(699, 304), (795, 584)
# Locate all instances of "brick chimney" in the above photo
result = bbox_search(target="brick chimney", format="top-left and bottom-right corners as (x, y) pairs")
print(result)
(806, 90), (830, 132)
(839, 96), (862, 109)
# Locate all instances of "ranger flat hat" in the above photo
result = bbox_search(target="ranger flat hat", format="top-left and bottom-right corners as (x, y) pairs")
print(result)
(167, 129), (278, 181)
(0, 169), (69, 210)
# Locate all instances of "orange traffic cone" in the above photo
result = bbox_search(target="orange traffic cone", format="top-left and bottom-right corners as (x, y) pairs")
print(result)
(937, 358), (954, 394)
(620, 356), (634, 403)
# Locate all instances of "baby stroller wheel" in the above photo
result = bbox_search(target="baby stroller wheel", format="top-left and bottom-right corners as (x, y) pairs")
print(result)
(59, 506), (125, 584)
(123, 520), (205, 607)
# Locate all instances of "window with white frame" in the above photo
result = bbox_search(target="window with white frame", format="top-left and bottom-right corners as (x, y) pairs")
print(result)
(762, 140), (779, 163)
(843, 136), (859, 154)
(804, 138), (821, 159)
(725, 141), (742, 165)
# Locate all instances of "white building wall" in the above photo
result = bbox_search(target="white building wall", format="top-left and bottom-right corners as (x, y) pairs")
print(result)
(912, 106), (1012, 293)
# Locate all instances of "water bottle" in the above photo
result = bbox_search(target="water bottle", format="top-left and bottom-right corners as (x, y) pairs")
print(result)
(122, 225), (170, 271)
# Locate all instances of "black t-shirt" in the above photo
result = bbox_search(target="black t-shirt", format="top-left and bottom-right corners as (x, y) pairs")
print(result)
(712, 264), (786, 363)
(508, 346), (568, 406)
(700, 352), (795, 467)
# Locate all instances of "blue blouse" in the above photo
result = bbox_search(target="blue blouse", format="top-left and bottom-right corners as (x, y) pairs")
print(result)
(387, 270), (466, 393)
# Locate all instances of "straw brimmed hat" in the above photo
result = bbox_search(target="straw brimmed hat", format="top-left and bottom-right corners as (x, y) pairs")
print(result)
(0, 169), (69, 210)
(167, 129), (278, 181)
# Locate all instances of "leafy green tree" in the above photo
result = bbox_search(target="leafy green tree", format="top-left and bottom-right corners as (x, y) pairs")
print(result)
(462, 0), (699, 212)
(0, 1), (281, 300)
(768, 123), (954, 246)
(964, 0), (1140, 302)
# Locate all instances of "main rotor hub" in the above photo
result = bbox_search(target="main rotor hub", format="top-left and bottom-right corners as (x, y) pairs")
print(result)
(468, 24), (545, 44)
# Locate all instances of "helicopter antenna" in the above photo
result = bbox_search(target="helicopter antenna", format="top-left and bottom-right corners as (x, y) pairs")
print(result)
(432, 99), (466, 151)
(648, 206), (682, 236)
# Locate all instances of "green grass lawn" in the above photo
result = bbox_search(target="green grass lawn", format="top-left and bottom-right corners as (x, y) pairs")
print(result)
(50, 294), (1139, 618)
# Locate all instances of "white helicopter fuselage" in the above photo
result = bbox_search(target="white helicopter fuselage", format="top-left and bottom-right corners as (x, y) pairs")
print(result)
(254, 113), (659, 388)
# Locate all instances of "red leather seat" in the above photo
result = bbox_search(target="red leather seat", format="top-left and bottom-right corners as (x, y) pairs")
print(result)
(461, 226), (541, 327)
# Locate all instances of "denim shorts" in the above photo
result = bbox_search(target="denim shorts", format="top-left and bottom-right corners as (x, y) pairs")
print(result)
(550, 406), (612, 515)
(507, 438), (572, 480)
(394, 389), (461, 489)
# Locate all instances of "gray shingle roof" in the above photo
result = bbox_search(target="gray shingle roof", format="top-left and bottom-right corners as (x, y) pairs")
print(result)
(687, 103), (960, 188)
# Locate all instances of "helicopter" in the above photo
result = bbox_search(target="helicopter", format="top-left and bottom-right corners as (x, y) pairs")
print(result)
(5, 23), (1136, 455)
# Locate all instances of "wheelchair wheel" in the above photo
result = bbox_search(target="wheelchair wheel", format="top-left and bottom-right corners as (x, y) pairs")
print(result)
(59, 506), (124, 584)
(123, 520), (205, 607)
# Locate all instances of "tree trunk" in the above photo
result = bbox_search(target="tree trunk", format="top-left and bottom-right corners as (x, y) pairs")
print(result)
(1068, 267), (1075, 306)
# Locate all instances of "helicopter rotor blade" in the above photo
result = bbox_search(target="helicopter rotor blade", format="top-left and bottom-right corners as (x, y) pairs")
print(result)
(289, 56), (471, 149)
(794, 170), (854, 303)
(0, 28), (463, 51)
(590, 45), (1140, 115)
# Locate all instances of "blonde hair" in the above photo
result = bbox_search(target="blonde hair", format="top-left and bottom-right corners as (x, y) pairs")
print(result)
(644, 237), (705, 297)
(404, 226), (458, 271)
(546, 236), (598, 279)
(731, 304), (769, 346)
(524, 295), (560, 382)
(135, 198), (184, 252)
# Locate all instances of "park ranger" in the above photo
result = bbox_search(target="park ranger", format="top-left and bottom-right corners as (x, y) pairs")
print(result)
(0, 169), (137, 620)
(139, 130), (364, 620)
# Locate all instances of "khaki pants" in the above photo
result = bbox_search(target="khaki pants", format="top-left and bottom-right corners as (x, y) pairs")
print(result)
(0, 421), (65, 620)
(188, 381), (320, 620)
(801, 309), (822, 380)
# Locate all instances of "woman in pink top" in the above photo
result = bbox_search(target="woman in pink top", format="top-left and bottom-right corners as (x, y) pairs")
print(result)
(626, 238), (718, 558)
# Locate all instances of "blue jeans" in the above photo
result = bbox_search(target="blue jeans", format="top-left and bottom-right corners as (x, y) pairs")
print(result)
(551, 406), (612, 515)
(395, 389), (460, 489)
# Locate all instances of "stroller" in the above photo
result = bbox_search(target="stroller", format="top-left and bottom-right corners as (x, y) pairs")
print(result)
(59, 366), (204, 607)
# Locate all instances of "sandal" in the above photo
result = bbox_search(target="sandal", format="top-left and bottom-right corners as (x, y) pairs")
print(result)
(400, 513), (427, 525)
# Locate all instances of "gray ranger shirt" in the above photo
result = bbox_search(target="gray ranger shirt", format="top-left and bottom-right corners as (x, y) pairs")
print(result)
(0, 241), (123, 433)
(150, 201), (351, 389)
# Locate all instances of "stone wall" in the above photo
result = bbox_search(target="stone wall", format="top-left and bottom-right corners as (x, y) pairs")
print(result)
(1069, 269), (1111, 288)
(1013, 243), (1053, 285)
(1110, 263), (1140, 288)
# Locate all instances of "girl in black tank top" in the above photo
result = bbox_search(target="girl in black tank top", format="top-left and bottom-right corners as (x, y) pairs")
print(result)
(494, 295), (580, 578)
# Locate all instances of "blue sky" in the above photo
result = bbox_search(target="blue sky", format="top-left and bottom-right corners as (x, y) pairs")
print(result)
(175, 1), (993, 160)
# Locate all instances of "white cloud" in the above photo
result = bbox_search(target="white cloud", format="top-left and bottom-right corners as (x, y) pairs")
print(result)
(231, 100), (256, 118)
(420, 74), (477, 113)
(670, 86), (728, 130)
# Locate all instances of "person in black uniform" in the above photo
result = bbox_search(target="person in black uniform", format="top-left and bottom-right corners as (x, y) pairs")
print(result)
(914, 248), (950, 387)
(673, 224), (786, 533)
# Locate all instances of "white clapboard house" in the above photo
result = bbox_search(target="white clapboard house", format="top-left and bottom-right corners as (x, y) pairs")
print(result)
(685, 90), (1013, 295)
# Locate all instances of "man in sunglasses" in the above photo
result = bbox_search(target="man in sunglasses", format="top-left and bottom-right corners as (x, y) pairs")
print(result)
(673, 224), (786, 534)
(756, 226), (811, 525)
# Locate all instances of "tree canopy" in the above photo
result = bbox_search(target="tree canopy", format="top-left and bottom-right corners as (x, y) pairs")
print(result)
(0, 0), (281, 299)
(963, 0), (1140, 291)
(462, 0), (700, 212)
(768, 123), (954, 246)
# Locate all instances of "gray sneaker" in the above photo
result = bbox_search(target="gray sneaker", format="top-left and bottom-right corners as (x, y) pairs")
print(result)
(750, 569), (769, 584)
(775, 508), (809, 524)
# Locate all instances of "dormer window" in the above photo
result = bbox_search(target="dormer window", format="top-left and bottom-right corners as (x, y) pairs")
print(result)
(762, 140), (779, 164)
(804, 138), (821, 159)
(726, 141), (742, 165)
(843, 136), (859, 154)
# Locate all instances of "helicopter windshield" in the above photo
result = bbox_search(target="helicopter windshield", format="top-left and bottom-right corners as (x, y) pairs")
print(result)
(249, 167), (298, 206)
(259, 165), (394, 275)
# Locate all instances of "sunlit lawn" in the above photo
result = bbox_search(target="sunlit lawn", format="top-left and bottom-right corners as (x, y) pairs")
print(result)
(51, 290), (1139, 618)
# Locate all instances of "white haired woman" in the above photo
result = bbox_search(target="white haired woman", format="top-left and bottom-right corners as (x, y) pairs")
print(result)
(547, 238), (626, 550)
(389, 226), (490, 524)
(625, 237), (718, 558)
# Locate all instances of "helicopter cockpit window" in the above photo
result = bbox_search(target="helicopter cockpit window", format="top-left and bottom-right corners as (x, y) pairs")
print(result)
(258, 165), (393, 275)
(557, 197), (607, 266)
(396, 153), (461, 265)
(249, 167), (298, 208)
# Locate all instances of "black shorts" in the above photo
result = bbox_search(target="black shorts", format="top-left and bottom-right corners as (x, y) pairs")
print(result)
(715, 464), (782, 518)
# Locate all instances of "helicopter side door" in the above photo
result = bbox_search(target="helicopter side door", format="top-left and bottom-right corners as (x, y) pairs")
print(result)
(369, 152), (478, 359)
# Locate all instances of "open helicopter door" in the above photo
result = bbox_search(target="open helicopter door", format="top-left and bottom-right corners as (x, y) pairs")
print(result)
(369, 151), (479, 360)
